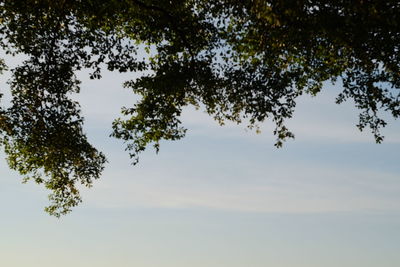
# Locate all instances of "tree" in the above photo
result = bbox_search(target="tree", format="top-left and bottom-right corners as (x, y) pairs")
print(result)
(0, 0), (399, 216)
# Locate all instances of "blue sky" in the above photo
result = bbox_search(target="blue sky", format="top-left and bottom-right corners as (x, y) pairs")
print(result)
(0, 54), (400, 266)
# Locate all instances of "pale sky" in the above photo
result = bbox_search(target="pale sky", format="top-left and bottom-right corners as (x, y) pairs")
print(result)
(0, 53), (400, 267)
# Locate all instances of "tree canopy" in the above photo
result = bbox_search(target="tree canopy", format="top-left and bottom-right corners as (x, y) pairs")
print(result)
(0, 0), (399, 216)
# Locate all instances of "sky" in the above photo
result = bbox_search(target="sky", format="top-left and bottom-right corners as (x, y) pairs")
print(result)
(1, 54), (400, 267)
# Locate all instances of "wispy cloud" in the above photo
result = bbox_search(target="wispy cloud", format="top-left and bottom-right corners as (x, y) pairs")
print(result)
(82, 159), (400, 214)
(180, 91), (400, 144)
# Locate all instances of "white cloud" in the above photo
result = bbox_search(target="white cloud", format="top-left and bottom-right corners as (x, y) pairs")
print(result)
(179, 89), (400, 144)
(82, 159), (400, 214)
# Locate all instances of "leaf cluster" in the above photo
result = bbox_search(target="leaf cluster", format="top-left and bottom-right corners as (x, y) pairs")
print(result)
(0, 0), (399, 215)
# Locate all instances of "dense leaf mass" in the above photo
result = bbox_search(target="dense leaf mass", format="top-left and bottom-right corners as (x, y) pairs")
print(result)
(0, 0), (399, 216)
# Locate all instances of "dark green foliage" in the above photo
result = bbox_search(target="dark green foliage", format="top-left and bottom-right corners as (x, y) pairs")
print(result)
(0, 0), (399, 216)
